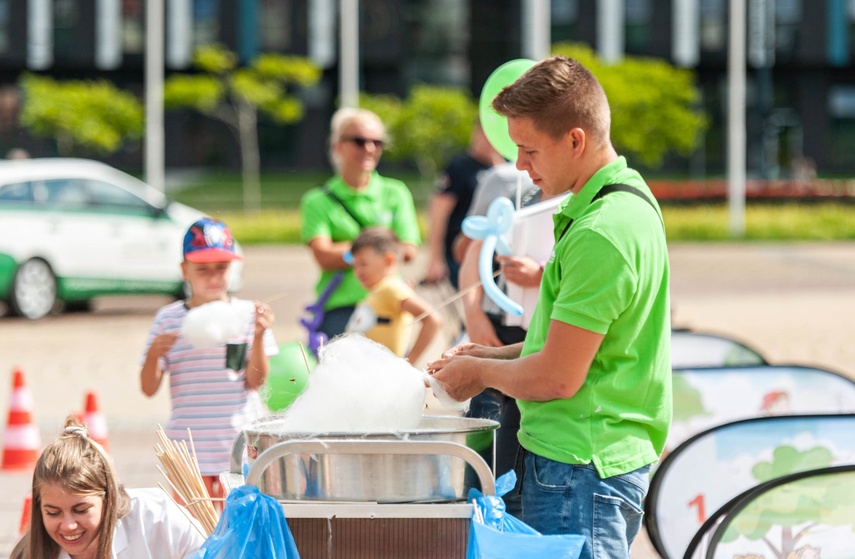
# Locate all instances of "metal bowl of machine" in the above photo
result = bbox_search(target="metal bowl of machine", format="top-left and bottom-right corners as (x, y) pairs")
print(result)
(231, 415), (499, 503)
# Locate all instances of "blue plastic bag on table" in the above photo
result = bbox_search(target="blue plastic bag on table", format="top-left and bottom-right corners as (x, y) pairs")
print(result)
(187, 485), (300, 558)
(466, 472), (584, 559)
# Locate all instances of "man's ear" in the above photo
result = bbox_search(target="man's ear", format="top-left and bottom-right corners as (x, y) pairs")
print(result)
(568, 128), (586, 153)
(385, 251), (397, 265)
(180, 261), (189, 281)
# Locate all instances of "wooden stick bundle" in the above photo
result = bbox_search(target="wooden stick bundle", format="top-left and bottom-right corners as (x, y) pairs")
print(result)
(154, 425), (219, 536)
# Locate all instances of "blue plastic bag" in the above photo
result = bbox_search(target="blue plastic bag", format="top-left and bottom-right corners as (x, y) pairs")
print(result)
(188, 485), (300, 559)
(466, 472), (585, 559)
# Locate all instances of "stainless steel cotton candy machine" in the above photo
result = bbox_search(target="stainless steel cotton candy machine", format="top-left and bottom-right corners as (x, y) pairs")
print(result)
(221, 334), (502, 557)
(230, 415), (498, 503)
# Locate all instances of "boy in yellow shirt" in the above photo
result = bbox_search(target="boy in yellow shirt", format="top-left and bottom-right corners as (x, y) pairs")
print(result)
(346, 227), (442, 366)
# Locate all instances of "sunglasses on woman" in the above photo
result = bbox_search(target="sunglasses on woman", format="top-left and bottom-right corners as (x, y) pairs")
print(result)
(342, 136), (385, 149)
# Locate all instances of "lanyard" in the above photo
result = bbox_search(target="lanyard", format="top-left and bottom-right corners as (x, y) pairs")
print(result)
(558, 183), (661, 242)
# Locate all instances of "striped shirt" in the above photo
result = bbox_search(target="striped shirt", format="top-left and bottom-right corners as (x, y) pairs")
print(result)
(141, 300), (278, 475)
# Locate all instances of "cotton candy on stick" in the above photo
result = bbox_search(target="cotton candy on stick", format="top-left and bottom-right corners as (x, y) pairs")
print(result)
(181, 300), (254, 349)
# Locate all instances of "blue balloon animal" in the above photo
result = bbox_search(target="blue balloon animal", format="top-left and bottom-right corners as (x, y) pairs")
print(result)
(461, 197), (523, 317)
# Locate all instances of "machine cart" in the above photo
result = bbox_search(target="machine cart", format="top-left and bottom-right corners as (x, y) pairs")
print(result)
(223, 417), (499, 558)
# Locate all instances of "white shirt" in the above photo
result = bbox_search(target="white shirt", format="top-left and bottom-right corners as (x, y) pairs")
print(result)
(57, 488), (205, 559)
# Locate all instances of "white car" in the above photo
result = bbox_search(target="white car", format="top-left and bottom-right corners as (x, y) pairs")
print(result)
(0, 158), (243, 319)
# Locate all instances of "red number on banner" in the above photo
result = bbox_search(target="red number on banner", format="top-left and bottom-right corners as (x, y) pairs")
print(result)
(688, 494), (706, 523)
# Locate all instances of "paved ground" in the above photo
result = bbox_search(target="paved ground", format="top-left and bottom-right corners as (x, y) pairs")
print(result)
(2, 242), (855, 557)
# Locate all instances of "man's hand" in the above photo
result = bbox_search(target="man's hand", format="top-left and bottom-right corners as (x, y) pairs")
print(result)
(425, 354), (486, 402)
(462, 311), (502, 347)
(423, 258), (449, 284)
(498, 255), (543, 287)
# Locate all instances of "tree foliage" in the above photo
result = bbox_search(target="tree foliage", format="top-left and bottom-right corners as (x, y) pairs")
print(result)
(362, 45), (705, 178)
(361, 84), (477, 182)
(552, 42), (708, 168)
(18, 74), (143, 156)
(164, 44), (321, 211)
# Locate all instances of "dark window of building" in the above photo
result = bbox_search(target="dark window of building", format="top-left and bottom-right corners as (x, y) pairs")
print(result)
(625, 0), (652, 53)
(54, 0), (81, 57)
(402, 0), (468, 87)
(53, 0), (95, 66)
(700, 0), (726, 53)
(0, 0), (8, 55)
(259, 0), (291, 51)
(194, 0), (220, 47)
(551, 0), (579, 43)
(847, 0), (855, 63)
(122, 0), (144, 55)
(775, 0), (801, 60)
(827, 85), (855, 168)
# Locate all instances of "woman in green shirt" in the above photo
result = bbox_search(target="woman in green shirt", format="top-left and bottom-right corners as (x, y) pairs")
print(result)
(300, 108), (421, 341)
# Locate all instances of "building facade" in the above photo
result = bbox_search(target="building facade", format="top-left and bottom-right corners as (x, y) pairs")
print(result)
(0, 0), (853, 177)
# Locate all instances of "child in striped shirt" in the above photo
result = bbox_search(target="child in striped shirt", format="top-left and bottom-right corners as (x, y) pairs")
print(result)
(140, 218), (277, 505)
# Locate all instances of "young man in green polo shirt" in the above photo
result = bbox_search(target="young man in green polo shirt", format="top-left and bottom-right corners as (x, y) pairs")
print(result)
(427, 56), (671, 558)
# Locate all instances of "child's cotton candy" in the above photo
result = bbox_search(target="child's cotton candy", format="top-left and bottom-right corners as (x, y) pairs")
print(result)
(181, 300), (254, 349)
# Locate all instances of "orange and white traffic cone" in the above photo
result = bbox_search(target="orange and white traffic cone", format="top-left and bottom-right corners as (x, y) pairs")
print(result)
(18, 493), (32, 536)
(82, 391), (110, 453)
(2, 367), (41, 471)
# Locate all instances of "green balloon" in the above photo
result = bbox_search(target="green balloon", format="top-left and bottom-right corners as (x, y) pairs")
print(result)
(478, 59), (536, 161)
(265, 341), (316, 412)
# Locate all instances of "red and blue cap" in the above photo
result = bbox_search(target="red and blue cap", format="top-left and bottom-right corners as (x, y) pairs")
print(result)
(183, 218), (242, 263)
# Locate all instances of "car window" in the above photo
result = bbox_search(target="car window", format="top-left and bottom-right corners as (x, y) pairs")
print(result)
(85, 180), (153, 215)
(44, 179), (90, 209)
(0, 181), (35, 206)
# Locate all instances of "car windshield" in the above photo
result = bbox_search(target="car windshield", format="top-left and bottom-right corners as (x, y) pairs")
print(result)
(0, 182), (35, 206)
(40, 178), (155, 215)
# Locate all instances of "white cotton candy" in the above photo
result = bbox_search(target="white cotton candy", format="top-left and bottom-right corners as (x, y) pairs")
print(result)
(275, 334), (427, 433)
(181, 300), (254, 349)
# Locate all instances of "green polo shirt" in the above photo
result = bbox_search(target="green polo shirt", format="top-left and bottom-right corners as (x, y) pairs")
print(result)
(300, 173), (421, 310)
(518, 156), (672, 479)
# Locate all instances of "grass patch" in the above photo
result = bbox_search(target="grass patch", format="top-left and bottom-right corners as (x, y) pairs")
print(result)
(172, 168), (431, 213)
(171, 173), (855, 243)
(662, 202), (855, 241)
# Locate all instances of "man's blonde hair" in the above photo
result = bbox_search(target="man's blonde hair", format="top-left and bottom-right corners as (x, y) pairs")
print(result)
(492, 56), (612, 148)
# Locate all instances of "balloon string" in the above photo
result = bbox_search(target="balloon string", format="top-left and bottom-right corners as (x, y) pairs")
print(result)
(407, 269), (502, 327)
(261, 291), (291, 305)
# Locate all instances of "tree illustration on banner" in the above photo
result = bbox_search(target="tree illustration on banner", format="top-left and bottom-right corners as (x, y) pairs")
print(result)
(719, 445), (848, 558)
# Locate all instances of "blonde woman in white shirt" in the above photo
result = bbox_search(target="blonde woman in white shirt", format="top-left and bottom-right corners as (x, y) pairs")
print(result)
(11, 416), (204, 559)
